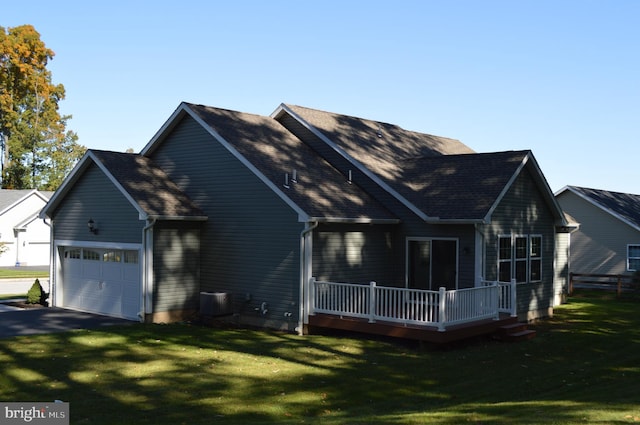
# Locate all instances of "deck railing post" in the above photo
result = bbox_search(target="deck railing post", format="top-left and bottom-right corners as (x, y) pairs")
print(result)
(369, 281), (377, 323)
(309, 277), (316, 315)
(493, 281), (500, 320)
(437, 286), (446, 332)
(510, 278), (517, 317)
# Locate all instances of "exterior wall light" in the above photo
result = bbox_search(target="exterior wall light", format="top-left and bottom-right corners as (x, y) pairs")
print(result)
(87, 218), (98, 234)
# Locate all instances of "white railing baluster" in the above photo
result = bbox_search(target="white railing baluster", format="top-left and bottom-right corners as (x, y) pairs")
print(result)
(309, 278), (516, 330)
(369, 281), (376, 323)
(510, 278), (517, 317)
(438, 287), (446, 332)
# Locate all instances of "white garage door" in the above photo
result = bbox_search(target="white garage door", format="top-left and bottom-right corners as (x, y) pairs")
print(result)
(62, 247), (141, 320)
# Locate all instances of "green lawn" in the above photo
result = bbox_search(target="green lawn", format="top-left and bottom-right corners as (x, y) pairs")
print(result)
(0, 292), (638, 424)
(0, 269), (49, 279)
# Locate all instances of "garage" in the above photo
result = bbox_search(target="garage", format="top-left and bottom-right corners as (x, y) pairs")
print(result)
(61, 246), (141, 320)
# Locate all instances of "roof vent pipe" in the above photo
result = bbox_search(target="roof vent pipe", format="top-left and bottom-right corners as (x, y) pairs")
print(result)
(292, 169), (297, 183)
(347, 170), (352, 184)
(283, 173), (290, 189)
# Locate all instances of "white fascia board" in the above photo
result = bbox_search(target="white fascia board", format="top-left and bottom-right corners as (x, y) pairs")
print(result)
(525, 152), (569, 226)
(483, 153), (568, 227)
(14, 213), (39, 230)
(172, 104), (311, 222)
(308, 216), (401, 224)
(272, 104), (432, 222)
(86, 151), (150, 220)
(40, 151), (94, 219)
(54, 239), (142, 250)
(563, 186), (640, 233)
(0, 189), (40, 216)
(139, 102), (190, 156)
(147, 215), (208, 221)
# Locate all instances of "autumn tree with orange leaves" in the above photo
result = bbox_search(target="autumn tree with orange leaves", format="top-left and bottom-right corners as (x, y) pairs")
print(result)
(0, 24), (85, 190)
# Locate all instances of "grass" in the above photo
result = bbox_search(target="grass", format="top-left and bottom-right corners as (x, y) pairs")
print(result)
(0, 292), (639, 424)
(0, 269), (49, 279)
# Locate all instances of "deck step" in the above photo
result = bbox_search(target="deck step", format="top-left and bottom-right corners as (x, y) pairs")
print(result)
(495, 323), (536, 342)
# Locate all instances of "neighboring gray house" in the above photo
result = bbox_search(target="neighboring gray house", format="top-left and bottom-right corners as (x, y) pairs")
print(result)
(40, 102), (570, 334)
(0, 189), (53, 267)
(556, 185), (640, 276)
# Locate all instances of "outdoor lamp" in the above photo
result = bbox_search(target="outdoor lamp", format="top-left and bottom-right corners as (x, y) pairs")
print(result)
(87, 218), (98, 234)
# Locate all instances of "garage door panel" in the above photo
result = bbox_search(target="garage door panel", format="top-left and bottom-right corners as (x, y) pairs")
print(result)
(62, 247), (141, 320)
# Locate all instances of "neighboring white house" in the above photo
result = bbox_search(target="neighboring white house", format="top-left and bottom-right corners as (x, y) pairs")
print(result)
(0, 189), (53, 267)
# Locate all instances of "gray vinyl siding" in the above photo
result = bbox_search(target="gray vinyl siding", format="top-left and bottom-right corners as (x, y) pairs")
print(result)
(313, 223), (399, 285)
(148, 116), (303, 331)
(554, 232), (570, 305)
(50, 165), (143, 243)
(278, 114), (412, 218)
(557, 191), (640, 275)
(313, 221), (476, 289)
(482, 166), (557, 316)
(279, 113), (477, 290)
(153, 221), (201, 313)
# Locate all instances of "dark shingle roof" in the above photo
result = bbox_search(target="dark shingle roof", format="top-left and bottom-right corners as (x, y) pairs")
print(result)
(280, 105), (535, 221)
(568, 186), (640, 229)
(284, 104), (475, 183)
(90, 150), (206, 219)
(396, 151), (529, 220)
(186, 103), (398, 222)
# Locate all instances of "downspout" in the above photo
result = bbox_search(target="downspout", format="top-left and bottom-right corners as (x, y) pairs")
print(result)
(42, 218), (53, 305)
(140, 218), (156, 323)
(298, 221), (318, 336)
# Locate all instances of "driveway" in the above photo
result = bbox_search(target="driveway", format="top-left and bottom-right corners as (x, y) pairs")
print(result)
(0, 307), (134, 339)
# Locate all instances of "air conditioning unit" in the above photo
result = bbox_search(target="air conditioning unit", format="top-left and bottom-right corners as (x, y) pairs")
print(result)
(200, 292), (233, 317)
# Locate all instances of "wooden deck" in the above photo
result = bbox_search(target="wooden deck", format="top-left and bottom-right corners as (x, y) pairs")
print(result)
(307, 313), (519, 344)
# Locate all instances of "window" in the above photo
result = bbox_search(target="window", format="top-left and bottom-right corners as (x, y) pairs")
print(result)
(124, 250), (139, 264)
(83, 250), (100, 261)
(103, 250), (122, 262)
(65, 249), (81, 259)
(497, 235), (542, 283)
(530, 236), (542, 281)
(498, 236), (512, 282)
(628, 245), (640, 271)
(514, 236), (528, 283)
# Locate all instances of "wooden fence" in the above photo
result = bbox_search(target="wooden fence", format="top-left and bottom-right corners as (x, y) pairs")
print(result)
(569, 273), (638, 296)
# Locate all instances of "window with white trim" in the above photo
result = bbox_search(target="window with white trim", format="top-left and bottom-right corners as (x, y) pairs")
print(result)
(627, 245), (640, 271)
(497, 235), (543, 283)
(530, 236), (542, 281)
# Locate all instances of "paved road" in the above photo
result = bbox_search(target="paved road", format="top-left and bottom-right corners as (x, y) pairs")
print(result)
(0, 266), (51, 296)
(0, 277), (50, 296)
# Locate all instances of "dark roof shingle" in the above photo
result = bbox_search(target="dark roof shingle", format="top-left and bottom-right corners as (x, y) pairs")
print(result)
(569, 186), (640, 229)
(91, 150), (206, 219)
(186, 103), (398, 222)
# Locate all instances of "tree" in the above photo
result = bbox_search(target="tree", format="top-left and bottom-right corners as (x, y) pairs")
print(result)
(0, 24), (85, 190)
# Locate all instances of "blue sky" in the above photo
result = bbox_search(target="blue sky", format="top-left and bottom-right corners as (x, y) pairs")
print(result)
(4, 1), (639, 193)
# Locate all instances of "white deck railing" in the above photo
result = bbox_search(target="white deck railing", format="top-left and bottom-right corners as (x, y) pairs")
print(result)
(310, 278), (517, 331)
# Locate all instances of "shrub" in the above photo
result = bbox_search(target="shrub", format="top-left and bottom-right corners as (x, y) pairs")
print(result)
(26, 279), (48, 305)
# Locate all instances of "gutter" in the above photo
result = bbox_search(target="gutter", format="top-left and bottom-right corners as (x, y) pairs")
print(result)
(298, 221), (318, 335)
(42, 218), (54, 305)
(140, 218), (156, 323)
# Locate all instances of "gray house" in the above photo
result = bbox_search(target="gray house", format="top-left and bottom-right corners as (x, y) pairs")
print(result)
(41, 102), (570, 335)
(556, 185), (640, 276)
